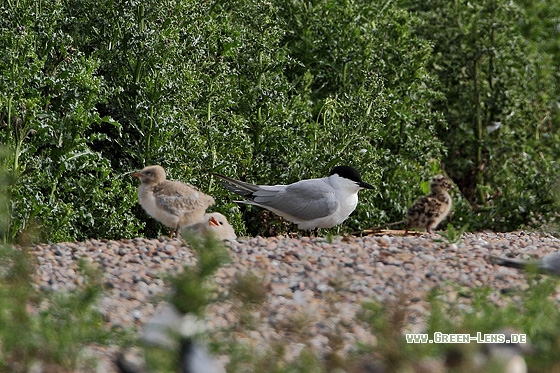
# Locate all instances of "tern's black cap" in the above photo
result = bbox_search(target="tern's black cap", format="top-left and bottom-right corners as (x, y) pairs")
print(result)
(330, 166), (374, 189)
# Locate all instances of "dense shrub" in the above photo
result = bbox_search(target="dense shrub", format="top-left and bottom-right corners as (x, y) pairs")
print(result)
(516, 0), (560, 129)
(400, 0), (560, 230)
(1, 0), (445, 240)
(277, 0), (445, 229)
(1, 0), (558, 241)
(0, 1), (142, 242)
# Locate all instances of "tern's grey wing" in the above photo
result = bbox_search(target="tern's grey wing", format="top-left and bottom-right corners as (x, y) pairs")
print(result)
(252, 179), (338, 221)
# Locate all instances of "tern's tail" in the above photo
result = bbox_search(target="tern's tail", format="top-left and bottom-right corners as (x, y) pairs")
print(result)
(213, 174), (259, 200)
(491, 256), (529, 270)
(491, 256), (557, 275)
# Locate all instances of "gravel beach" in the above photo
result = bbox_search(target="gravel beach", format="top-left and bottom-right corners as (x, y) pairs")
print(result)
(29, 231), (560, 371)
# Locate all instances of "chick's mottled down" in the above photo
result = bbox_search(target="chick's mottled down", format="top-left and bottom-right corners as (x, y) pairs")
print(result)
(132, 165), (215, 238)
(405, 175), (453, 234)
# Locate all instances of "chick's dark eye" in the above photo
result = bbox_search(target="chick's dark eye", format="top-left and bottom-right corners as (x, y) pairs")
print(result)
(219, 222), (224, 225)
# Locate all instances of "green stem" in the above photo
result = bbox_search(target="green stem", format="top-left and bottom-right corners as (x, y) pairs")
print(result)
(473, 57), (485, 206)
(7, 97), (18, 176)
(133, 5), (145, 84)
(146, 105), (154, 161)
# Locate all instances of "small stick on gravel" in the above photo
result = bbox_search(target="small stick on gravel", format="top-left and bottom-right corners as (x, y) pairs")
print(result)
(351, 220), (407, 236)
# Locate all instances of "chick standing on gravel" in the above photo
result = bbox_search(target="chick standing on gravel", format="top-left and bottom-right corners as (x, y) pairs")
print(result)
(132, 165), (215, 238)
(405, 175), (453, 235)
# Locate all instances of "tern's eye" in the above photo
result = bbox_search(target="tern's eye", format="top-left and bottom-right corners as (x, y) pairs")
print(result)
(219, 222), (224, 225)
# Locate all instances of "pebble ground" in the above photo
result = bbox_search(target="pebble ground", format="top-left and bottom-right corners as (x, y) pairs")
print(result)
(29, 231), (560, 371)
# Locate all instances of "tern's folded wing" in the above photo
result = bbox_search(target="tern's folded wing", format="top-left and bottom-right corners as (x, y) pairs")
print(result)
(252, 180), (338, 220)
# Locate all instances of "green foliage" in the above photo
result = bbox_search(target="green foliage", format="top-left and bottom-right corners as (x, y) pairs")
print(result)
(400, 0), (560, 231)
(1, 0), (559, 240)
(0, 247), (111, 371)
(1, 0), (445, 240)
(0, 155), (119, 371)
(169, 232), (230, 315)
(516, 0), (560, 121)
(424, 278), (560, 371)
(225, 343), (324, 373)
(435, 223), (469, 244)
(358, 294), (425, 371)
(0, 0), (141, 242)
(352, 278), (560, 372)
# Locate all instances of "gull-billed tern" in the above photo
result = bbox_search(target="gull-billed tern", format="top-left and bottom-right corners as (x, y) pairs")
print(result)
(214, 165), (374, 230)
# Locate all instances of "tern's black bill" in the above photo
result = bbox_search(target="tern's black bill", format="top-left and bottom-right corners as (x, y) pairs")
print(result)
(359, 181), (374, 189)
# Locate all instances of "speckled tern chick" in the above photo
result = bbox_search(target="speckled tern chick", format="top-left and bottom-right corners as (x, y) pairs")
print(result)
(214, 166), (374, 230)
(405, 174), (453, 234)
(132, 165), (215, 238)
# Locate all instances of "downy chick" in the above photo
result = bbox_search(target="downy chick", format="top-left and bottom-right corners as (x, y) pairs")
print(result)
(405, 175), (453, 234)
(133, 165), (215, 238)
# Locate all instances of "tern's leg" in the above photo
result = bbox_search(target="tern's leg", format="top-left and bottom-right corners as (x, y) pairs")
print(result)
(312, 228), (319, 237)
(170, 226), (179, 239)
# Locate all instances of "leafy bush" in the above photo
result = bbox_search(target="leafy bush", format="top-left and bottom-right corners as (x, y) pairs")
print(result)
(400, 0), (560, 230)
(517, 0), (560, 119)
(0, 245), (111, 371)
(1, 0), (559, 240)
(1, 0), (447, 240)
(0, 0), (142, 242)
(0, 158), (118, 371)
